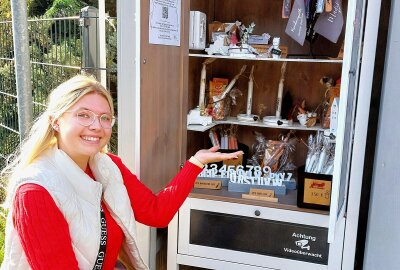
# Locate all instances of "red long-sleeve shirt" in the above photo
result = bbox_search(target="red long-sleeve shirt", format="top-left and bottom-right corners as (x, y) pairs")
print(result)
(13, 154), (202, 270)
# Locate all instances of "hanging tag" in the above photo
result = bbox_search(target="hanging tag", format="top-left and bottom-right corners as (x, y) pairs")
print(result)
(325, 0), (333, 12)
(316, 0), (325, 13)
(305, 1), (320, 43)
(314, 0), (344, 43)
(284, 0), (307, 46)
(305, 0), (312, 19)
(282, 0), (292, 18)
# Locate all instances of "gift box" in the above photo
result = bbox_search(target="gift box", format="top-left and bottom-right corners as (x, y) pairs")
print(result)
(297, 165), (332, 211)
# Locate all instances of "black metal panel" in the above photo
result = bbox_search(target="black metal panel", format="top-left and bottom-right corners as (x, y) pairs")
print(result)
(190, 210), (329, 265)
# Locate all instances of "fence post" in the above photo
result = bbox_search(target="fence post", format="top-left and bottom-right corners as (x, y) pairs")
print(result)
(80, 6), (101, 80)
(98, 0), (107, 87)
(10, 0), (33, 140)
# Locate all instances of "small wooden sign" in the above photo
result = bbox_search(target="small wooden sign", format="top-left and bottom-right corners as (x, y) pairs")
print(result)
(249, 188), (275, 198)
(252, 45), (289, 58)
(242, 194), (278, 203)
(194, 179), (222, 190)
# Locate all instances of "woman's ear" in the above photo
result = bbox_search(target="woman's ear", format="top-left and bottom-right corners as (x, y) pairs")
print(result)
(49, 116), (59, 132)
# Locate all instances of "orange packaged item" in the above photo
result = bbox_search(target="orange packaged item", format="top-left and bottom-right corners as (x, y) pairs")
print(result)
(208, 78), (229, 120)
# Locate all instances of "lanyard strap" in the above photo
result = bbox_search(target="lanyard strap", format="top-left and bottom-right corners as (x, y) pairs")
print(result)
(93, 207), (107, 270)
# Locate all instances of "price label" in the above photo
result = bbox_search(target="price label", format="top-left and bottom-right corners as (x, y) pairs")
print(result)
(303, 178), (332, 206)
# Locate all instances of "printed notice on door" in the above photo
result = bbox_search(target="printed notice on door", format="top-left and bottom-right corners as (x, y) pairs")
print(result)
(149, 0), (181, 46)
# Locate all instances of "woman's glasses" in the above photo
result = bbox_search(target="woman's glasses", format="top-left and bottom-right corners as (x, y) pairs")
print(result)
(66, 109), (116, 129)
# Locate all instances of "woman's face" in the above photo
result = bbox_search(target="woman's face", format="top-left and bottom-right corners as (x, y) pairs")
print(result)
(54, 92), (113, 169)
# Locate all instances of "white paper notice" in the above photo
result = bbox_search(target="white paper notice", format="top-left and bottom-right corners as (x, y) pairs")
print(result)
(149, 0), (181, 46)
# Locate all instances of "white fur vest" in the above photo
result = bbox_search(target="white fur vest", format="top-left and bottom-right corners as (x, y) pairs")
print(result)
(1, 147), (148, 270)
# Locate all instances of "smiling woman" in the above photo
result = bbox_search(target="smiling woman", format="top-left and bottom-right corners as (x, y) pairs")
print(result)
(0, 74), (243, 270)
(53, 92), (114, 170)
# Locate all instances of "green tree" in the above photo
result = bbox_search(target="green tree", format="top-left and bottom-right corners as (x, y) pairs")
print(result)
(0, 1), (11, 20)
(28, 0), (53, 17)
(45, 0), (88, 17)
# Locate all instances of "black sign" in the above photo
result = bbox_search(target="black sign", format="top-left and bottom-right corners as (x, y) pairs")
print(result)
(271, 48), (282, 56)
(190, 210), (329, 265)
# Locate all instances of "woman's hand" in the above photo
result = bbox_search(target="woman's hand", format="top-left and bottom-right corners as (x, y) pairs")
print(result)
(193, 146), (244, 165)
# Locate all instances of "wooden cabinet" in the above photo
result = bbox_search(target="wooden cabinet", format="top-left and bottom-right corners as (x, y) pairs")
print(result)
(168, 0), (365, 269)
(117, 0), (373, 269)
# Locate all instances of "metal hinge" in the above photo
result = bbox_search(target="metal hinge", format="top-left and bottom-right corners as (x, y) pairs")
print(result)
(79, 14), (90, 27)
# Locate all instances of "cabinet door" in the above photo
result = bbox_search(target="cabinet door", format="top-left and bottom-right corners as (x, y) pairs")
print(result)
(139, 0), (189, 192)
(328, 0), (365, 242)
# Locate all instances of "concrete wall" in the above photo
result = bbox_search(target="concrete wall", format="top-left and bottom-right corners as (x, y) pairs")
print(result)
(363, 1), (400, 269)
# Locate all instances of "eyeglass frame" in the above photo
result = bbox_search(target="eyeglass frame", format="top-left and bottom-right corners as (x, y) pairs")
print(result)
(63, 109), (116, 129)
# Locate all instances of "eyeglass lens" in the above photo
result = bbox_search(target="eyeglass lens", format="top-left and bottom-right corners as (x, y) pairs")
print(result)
(75, 110), (115, 128)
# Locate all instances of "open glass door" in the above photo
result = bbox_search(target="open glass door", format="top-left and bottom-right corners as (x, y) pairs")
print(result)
(328, 0), (366, 243)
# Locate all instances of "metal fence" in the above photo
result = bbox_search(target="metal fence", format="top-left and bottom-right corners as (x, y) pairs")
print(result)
(0, 20), (18, 171)
(0, 9), (118, 174)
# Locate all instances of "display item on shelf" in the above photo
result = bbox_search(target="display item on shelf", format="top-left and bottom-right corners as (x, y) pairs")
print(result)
(209, 126), (240, 150)
(228, 21), (241, 45)
(209, 129), (220, 148)
(320, 76), (336, 128)
(282, 0), (292, 18)
(329, 97), (340, 136)
(212, 65), (247, 104)
(187, 58), (216, 127)
(209, 78), (229, 120)
(262, 116), (292, 126)
(295, 99), (318, 128)
(297, 165), (332, 210)
(239, 22), (256, 45)
(199, 58), (217, 115)
(208, 21), (232, 42)
(248, 33), (271, 45)
(187, 107), (213, 126)
(198, 163), (296, 195)
(304, 131), (335, 174)
(251, 131), (268, 166)
(205, 35), (229, 55)
(237, 65), (260, 122)
(269, 37), (282, 59)
(228, 44), (258, 58)
(189, 11), (206, 50)
(297, 112), (317, 127)
(263, 61), (290, 126)
(220, 130), (228, 150)
(263, 131), (296, 172)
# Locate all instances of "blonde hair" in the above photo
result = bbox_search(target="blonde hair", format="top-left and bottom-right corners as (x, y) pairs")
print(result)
(1, 74), (114, 207)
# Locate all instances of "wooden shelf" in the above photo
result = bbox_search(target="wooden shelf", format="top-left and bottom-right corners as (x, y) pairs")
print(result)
(189, 187), (329, 215)
(189, 53), (344, 64)
(187, 117), (325, 132)
(187, 122), (218, 132)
